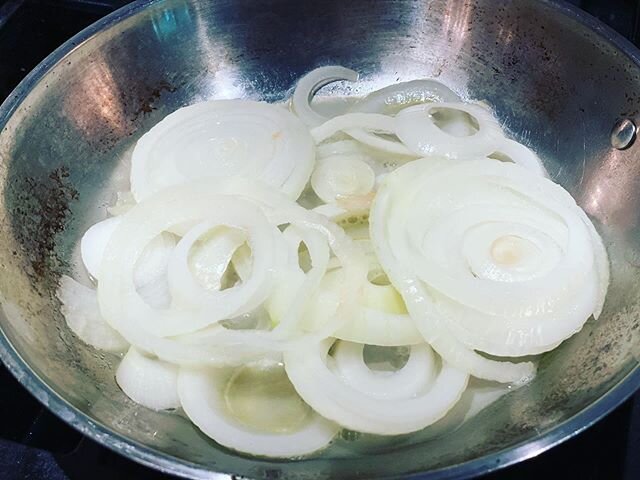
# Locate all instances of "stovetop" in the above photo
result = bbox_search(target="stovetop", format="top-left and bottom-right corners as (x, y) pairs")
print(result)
(0, 0), (639, 479)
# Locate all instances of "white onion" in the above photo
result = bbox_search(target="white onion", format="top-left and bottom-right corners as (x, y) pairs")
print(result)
(292, 66), (358, 127)
(395, 102), (504, 158)
(57, 275), (128, 352)
(489, 139), (548, 177)
(311, 113), (415, 156)
(349, 79), (461, 115)
(166, 212), (278, 329)
(80, 216), (177, 309)
(332, 342), (436, 399)
(187, 226), (246, 291)
(80, 216), (120, 281)
(370, 157), (608, 379)
(134, 232), (177, 309)
(130, 100), (315, 202)
(178, 364), (339, 457)
(116, 347), (180, 411)
(63, 68), (613, 452)
(316, 139), (365, 158)
(107, 191), (136, 216)
(98, 178), (367, 365)
(304, 254), (422, 347)
(100, 192), (279, 338)
(285, 339), (468, 435)
(311, 155), (375, 205)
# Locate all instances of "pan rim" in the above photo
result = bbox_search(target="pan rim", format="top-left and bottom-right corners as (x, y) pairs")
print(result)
(0, 0), (638, 478)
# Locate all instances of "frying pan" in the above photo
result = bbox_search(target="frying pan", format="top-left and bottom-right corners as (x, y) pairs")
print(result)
(0, 0), (639, 478)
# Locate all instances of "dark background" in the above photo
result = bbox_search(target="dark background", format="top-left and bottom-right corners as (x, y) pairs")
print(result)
(0, 0), (638, 479)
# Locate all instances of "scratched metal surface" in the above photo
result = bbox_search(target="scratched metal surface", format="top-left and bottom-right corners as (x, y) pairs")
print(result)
(0, 1), (639, 479)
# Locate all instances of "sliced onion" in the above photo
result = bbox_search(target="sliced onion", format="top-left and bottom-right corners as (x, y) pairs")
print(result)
(178, 364), (339, 457)
(332, 342), (436, 399)
(130, 100), (315, 202)
(81, 216), (120, 281)
(107, 191), (136, 216)
(334, 306), (421, 347)
(395, 102), (504, 158)
(116, 347), (180, 411)
(489, 139), (548, 177)
(311, 155), (375, 204)
(311, 113), (397, 144)
(98, 178), (367, 365)
(80, 216), (177, 310)
(311, 113), (415, 156)
(292, 66), (358, 127)
(101, 193), (279, 337)
(316, 139), (365, 159)
(134, 232), (177, 309)
(166, 211), (278, 327)
(57, 275), (128, 352)
(305, 259), (422, 347)
(350, 79), (461, 115)
(316, 138), (413, 180)
(285, 339), (468, 435)
(187, 226), (247, 291)
(370, 157), (607, 377)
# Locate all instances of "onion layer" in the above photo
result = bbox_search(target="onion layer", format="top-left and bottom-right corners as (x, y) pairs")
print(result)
(370, 157), (608, 380)
(116, 347), (180, 411)
(292, 66), (358, 127)
(178, 364), (339, 457)
(350, 79), (460, 115)
(131, 100), (315, 202)
(285, 339), (468, 435)
(98, 178), (367, 365)
(395, 102), (504, 158)
(57, 275), (128, 352)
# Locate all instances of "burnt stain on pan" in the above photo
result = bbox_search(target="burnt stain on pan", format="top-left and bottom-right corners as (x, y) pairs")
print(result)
(130, 81), (179, 119)
(8, 165), (78, 294)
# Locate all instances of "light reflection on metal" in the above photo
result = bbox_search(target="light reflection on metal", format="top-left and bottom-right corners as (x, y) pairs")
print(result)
(63, 58), (129, 140)
(193, 8), (246, 100)
(441, 0), (474, 49)
(579, 148), (640, 230)
(151, 2), (191, 41)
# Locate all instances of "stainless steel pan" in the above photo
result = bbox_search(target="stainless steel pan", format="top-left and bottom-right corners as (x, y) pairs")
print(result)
(0, 1), (639, 478)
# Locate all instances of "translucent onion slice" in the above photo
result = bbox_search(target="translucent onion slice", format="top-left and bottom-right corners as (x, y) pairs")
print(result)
(316, 140), (412, 178)
(57, 275), (128, 352)
(130, 100), (315, 202)
(187, 226), (247, 291)
(116, 347), (180, 411)
(311, 155), (375, 204)
(292, 66), (359, 127)
(81, 216), (120, 281)
(267, 225), (330, 332)
(313, 203), (369, 225)
(101, 194), (279, 338)
(134, 232), (177, 309)
(80, 216), (177, 309)
(284, 339), (468, 435)
(332, 342), (436, 399)
(370, 157), (608, 377)
(316, 139), (365, 159)
(107, 191), (136, 216)
(350, 79), (460, 115)
(305, 263), (422, 347)
(99, 178), (367, 365)
(166, 213), (277, 323)
(311, 113), (415, 156)
(178, 364), (339, 457)
(395, 102), (504, 158)
(489, 139), (548, 177)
